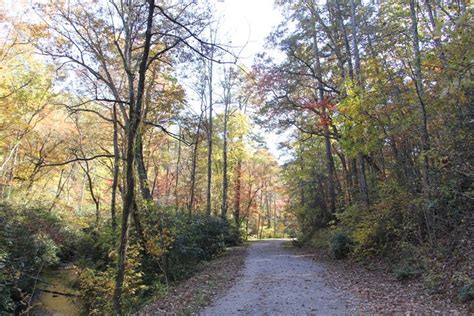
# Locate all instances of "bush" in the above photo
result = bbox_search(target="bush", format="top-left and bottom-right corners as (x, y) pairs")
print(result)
(223, 220), (243, 246)
(76, 245), (146, 315)
(394, 265), (421, 281)
(458, 283), (474, 302)
(0, 204), (65, 313)
(32, 203), (240, 314)
(66, 225), (117, 269)
(137, 206), (238, 284)
(330, 233), (354, 259)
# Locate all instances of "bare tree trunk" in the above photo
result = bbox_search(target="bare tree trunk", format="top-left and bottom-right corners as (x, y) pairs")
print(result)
(79, 160), (100, 225)
(189, 111), (203, 213)
(206, 54), (214, 216)
(410, 0), (433, 244)
(410, 0), (430, 194)
(78, 174), (86, 213)
(233, 159), (242, 225)
(221, 77), (230, 219)
(333, 1), (354, 81)
(257, 213), (261, 239)
(113, 1), (155, 313)
(111, 103), (120, 233)
(4, 144), (19, 201)
(334, 148), (351, 204)
(136, 135), (153, 201)
(151, 162), (159, 202)
(351, 0), (369, 205)
(266, 191), (271, 229)
(310, 1), (336, 216)
(48, 169), (64, 213)
(350, 0), (361, 82)
(175, 126), (182, 210)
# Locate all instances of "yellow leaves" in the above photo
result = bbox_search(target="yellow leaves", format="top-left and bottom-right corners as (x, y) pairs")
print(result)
(146, 227), (176, 258)
(26, 23), (51, 39)
(147, 241), (165, 257)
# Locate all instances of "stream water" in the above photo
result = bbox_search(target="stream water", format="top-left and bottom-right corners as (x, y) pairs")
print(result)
(33, 265), (79, 315)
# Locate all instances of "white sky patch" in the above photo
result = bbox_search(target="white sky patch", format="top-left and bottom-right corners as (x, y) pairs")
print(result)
(213, 0), (281, 67)
(212, 0), (290, 164)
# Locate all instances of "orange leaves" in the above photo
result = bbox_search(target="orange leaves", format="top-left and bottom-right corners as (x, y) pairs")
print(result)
(303, 97), (335, 112)
(303, 97), (336, 127)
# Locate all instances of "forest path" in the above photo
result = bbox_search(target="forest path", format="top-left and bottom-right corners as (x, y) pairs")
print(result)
(201, 239), (354, 315)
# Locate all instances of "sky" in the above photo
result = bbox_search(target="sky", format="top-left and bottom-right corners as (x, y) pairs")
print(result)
(211, 0), (291, 164)
(213, 0), (282, 67)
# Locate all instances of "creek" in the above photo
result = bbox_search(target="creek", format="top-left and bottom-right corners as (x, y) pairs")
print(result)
(33, 265), (79, 315)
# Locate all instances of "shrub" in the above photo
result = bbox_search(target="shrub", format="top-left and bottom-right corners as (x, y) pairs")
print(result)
(0, 204), (64, 313)
(394, 265), (421, 281)
(77, 245), (146, 315)
(66, 204), (239, 313)
(223, 220), (243, 246)
(458, 283), (474, 302)
(330, 233), (354, 259)
(138, 206), (235, 283)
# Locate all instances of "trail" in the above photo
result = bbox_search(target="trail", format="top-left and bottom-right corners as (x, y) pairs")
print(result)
(201, 239), (355, 315)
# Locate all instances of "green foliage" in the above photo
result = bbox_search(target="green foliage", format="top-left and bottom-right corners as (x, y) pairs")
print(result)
(65, 225), (117, 269)
(223, 220), (243, 246)
(0, 204), (66, 313)
(394, 265), (421, 281)
(335, 183), (422, 258)
(329, 233), (354, 259)
(140, 206), (234, 281)
(77, 245), (146, 315)
(74, 205), (239, 314)
(458, 283), (474, 302)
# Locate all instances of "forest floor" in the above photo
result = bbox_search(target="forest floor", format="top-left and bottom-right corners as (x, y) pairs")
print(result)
(290, 243), (473, 315)
(139, 244), (247, 315)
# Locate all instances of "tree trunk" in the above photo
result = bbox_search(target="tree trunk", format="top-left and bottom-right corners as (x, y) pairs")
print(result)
(233, 159), (242, 225)
(221, 80), (230, 219)
(111, 103), (120, 234)
(80, 160), (100, 225)
(310, 2), (337, 215)
(189, 111), (203, 213)
(136, 135), (153, 201)
(113, 1), (155, 313)
(175, 126), (182, 210)
(333, 0), (354, 81)
(351, 0), (369, 205)
(410, 0), (430, 194)
(206, 55), (214, 216)
(423, 0), (447, 68)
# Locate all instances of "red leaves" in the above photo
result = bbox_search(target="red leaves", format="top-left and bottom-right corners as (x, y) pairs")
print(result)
(303, 97), (335, 112)
(303, 97), (336, 127)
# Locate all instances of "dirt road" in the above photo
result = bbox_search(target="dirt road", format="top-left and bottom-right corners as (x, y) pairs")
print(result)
(201, 239), (355, 315)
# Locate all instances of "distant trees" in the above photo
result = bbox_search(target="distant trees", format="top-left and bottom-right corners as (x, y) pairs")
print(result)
(255, 0), (473, 268)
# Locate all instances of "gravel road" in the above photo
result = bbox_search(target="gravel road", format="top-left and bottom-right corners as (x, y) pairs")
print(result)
(201, 239), (354, 316)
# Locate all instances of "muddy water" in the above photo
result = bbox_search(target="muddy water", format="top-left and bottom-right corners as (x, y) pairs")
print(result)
(34, 266), (79, 315)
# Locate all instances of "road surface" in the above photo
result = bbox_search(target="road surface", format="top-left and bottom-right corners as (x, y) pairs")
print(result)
(201, 239), (354, 315)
